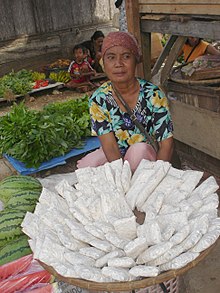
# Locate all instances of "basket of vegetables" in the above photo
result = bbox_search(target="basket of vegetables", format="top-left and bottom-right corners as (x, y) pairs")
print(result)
(44, 59), (71, 77)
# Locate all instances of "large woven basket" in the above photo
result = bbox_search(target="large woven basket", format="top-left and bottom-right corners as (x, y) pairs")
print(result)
(40, 242), (216, 292)
(170, 64), (220, 86)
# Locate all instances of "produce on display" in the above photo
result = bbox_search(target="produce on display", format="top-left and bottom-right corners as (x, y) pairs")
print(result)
(0, 97), (91, 168)
(32, 80), (49, 89)
(0, 69), (59, 99)
(0, 253), (54, 293)
(21, 159), (220, 282)
(0, 235), (32, 266)
(49, 71), (71, 83)
(0, 254), (33, 280)
(0, 175), (42, 265)
(44, 59), (71, 82)
(46, 59), (71, 69)
(0, 70), (33, 98)
(0, 175), (42, 206)
(31, 72), (46, 82)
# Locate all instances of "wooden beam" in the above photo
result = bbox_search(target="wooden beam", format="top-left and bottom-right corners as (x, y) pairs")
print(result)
(141, 19), (220, 39)
(126, 0), (140, 38)
(160, 36), (187, 86)
(141, 32), (151, 80)
(126, 0), (144, 78)
(151, 35), (178, 77)
(139, 5), (220, 16)
(139, 0), (220, 3)
(167, 81), (220, 97)
(169, 100), (220, 160)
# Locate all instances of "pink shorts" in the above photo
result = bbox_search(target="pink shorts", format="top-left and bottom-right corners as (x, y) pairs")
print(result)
(77, 142), (156, 172)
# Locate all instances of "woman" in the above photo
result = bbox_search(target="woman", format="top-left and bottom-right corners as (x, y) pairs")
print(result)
(77, 31), (174, 172)
(180, 37), (220, 63)
(80, 30), (105, 73)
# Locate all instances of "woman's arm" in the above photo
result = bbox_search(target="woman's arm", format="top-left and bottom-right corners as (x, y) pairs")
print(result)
(205, 44), (220, 56)
(156, 136), (174, 162)
(99, 132), (122, 162)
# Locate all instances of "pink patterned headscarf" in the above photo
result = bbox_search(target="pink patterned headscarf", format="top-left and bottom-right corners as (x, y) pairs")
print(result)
(101, 31), (142, 63)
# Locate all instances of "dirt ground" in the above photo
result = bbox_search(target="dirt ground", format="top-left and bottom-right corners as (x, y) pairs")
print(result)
(0, 87), (89, 116)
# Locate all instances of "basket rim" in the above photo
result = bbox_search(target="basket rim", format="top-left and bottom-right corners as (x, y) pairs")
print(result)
(39, 241), (217, 291)
(169, 63), (220, 86)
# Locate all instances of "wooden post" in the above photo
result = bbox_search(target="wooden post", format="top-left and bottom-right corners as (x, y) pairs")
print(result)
(160, 36), (187, 86)
(126, 0), (144, 77)
(141, 32), (151, 80)
(151, 35), (178, 77)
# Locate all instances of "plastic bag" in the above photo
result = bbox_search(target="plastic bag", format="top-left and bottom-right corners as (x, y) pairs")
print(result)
(0, 254), (53, 293)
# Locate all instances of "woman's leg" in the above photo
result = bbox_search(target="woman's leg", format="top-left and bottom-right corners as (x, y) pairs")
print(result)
(124, 143), (157, 172)
(77, 148), (108, 168)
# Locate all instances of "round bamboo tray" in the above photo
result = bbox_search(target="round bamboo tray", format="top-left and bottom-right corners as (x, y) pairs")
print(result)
(170, 64), (220, 86)
(39, 242), (217, 292)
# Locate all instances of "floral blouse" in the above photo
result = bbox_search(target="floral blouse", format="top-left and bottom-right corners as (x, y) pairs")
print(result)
(89, 79), (173, 156)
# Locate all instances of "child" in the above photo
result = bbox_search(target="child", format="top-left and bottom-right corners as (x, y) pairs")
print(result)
(66, 44), (96, 92)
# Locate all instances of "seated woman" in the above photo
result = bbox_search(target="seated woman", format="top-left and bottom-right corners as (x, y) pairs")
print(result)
(66, 44), (96, 92)
(80, 31), (105, 73)
(77, 31), (174, 172)
(180, 37), (220, 63)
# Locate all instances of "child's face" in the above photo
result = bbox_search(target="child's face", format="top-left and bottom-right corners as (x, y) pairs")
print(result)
(74, 48), (86, 63)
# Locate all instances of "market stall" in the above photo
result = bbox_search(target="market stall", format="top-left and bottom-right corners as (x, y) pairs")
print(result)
(125, 0), (220, 175)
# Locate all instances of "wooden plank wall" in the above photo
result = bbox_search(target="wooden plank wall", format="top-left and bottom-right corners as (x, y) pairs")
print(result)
(0, 0), (117, 75)
(169, 100), (220, 160)
(139, 0), (220, 16)
(0, 0), (115, 41)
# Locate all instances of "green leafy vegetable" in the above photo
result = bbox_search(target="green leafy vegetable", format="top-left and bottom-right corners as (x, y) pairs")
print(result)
(0, 96), (91, 168)
(0, 70), (33, 98)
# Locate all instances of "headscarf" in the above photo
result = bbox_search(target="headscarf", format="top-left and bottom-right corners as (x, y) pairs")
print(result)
(101, 31), (142, 63)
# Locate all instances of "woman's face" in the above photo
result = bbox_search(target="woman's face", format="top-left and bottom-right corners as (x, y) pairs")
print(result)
(94, 37), (104, 51)
(187, 37), (200, 47)
(103, 46), (137, 84)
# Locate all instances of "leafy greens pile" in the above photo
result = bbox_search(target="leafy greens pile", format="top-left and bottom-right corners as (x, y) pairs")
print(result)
(0, 69), (34, 98)
(0, 97), (91, 168)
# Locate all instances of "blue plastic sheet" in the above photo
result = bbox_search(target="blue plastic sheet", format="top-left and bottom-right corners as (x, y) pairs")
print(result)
(4, 137), (100, 175)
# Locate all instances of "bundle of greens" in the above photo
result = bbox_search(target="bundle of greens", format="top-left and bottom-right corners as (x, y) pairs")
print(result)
(0, 97), (91, 168)
(0, 70), (34, 98)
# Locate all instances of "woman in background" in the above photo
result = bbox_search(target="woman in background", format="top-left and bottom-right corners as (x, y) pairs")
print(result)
(180, 37), (220, 63)
(80, 30), (105, 73)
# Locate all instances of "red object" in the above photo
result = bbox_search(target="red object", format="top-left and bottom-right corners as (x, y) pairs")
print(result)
(0, 254), (33, 281)
(40, 80), (49, 87)
(0, 270), (52, 293)
(23, 283), (54, 293)
(33, 80), (49, 89)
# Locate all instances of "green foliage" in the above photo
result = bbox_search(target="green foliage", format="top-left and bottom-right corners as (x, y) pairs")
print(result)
(161, 34), (170, 47)
(0, 97), (91, 168)
(0, 69), (33, 98)
(31, 71), (46, 81)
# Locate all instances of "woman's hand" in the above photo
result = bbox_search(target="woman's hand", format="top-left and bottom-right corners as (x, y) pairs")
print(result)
(156, 136), (174, 162)
(99, 132), (122, 162)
